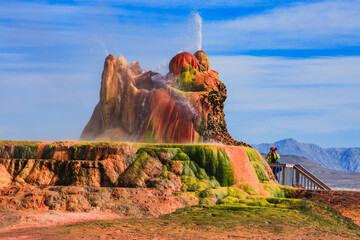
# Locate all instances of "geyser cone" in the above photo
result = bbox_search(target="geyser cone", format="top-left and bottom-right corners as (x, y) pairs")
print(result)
(81, 51), (249, 146)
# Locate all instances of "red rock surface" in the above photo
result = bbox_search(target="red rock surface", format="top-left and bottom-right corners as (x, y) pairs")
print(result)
(194, 50), (210, 72)
(0, 142), (139, 187)
(0, 184), (195, 215)
(222, 146), (267, 183)
(169, 52), (199, 75)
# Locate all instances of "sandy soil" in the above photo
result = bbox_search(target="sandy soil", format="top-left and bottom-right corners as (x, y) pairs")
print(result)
(0, 211), (120, 234)
(0, 215), (357, 240)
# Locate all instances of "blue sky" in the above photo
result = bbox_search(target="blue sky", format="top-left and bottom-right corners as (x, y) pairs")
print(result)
(1, 0), (360, 147)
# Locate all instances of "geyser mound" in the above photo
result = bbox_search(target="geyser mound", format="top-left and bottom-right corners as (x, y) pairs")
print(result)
(81, 51), (248, 146)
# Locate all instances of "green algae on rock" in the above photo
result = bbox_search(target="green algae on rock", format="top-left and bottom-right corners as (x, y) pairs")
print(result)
(245, 147), (271, 183)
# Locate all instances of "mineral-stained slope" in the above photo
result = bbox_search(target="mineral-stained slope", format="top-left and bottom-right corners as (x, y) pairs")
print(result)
(80, 51), (248, 146)
(0, 140), (282, 218)
(0, 141), (275, 188)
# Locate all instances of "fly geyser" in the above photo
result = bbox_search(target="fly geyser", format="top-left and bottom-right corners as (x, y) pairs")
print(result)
(0, 51), (296, 232)
(81, 51), (248, 146)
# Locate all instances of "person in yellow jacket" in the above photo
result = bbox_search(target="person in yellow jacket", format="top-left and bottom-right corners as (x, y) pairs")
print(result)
(265, 146), (281, 180)
(265, 146), (280, 164)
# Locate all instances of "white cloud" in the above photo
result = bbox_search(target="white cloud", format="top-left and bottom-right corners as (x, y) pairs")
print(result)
(204, 0), (360, 49)
(209, 55), (360, 138)
(0, 2), (135, 22)
(3, 0), (360, 51)
(74, 0), (266, 9)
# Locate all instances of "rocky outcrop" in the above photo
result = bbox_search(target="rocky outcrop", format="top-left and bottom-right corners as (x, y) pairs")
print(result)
(0, 140), (286, 231)
(80, 51), (248, 146)
(0, 141), (274, 189)
(0, 141), (139, 188)
(0, 140), (278, 197)
(0, 184), (195, 217)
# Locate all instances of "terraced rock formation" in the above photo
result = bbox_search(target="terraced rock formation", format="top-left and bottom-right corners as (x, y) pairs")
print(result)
(80, 51), (247, 146)
(0, 140), (287, 226)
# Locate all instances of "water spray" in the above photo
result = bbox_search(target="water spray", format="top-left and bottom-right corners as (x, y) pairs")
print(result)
(151, 61), (168, 73)
(89, 36), (109, 56)
(193, 11), (202, 51)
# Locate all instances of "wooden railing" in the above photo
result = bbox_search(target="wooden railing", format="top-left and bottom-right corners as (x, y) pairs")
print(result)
(269, 163), (331, 190)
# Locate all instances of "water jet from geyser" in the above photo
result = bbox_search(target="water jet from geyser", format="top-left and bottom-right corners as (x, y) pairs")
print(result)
(193, 12), (202, 51)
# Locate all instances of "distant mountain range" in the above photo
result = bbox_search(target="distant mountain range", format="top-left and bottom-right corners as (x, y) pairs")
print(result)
(252, 138), (360, 173)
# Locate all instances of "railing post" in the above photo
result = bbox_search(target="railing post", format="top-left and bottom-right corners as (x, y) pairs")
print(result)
(282, 166), (286, 186)
(296, 171), (299, 188)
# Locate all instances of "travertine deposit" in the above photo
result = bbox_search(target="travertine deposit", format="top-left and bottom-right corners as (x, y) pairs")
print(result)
(0, 141), (280, 216)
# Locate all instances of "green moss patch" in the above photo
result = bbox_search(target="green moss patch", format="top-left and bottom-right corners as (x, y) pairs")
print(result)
(168, 145), (235, 186)
(118, 151), (158, 187)
(263, 184), (295, 198)
(245, 147), (270, 183)
(0, 141), (40, 159)
(173, 151), (190, 161)
(0, 140), (42, 146)
(167, 200), (360, 237)
(13, 145), (38, 159)
(173, 68), (206, 92)
(130, 145), (292, 204)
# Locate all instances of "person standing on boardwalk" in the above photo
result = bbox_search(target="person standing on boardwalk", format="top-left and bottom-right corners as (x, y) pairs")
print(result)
(265, 147), (281, 180)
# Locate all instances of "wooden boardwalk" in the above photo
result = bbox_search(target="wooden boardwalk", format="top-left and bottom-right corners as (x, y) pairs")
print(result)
(269, 163), (331, 190)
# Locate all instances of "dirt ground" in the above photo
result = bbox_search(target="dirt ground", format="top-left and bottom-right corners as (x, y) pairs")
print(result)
(0, 190), (359, 240)
(0, 223), (355, 240)
(1, 197), (360, 240)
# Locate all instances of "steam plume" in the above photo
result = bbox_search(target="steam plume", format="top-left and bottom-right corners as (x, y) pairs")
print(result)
(152, 12), (203, 73)
(193, 12), (202, 51)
